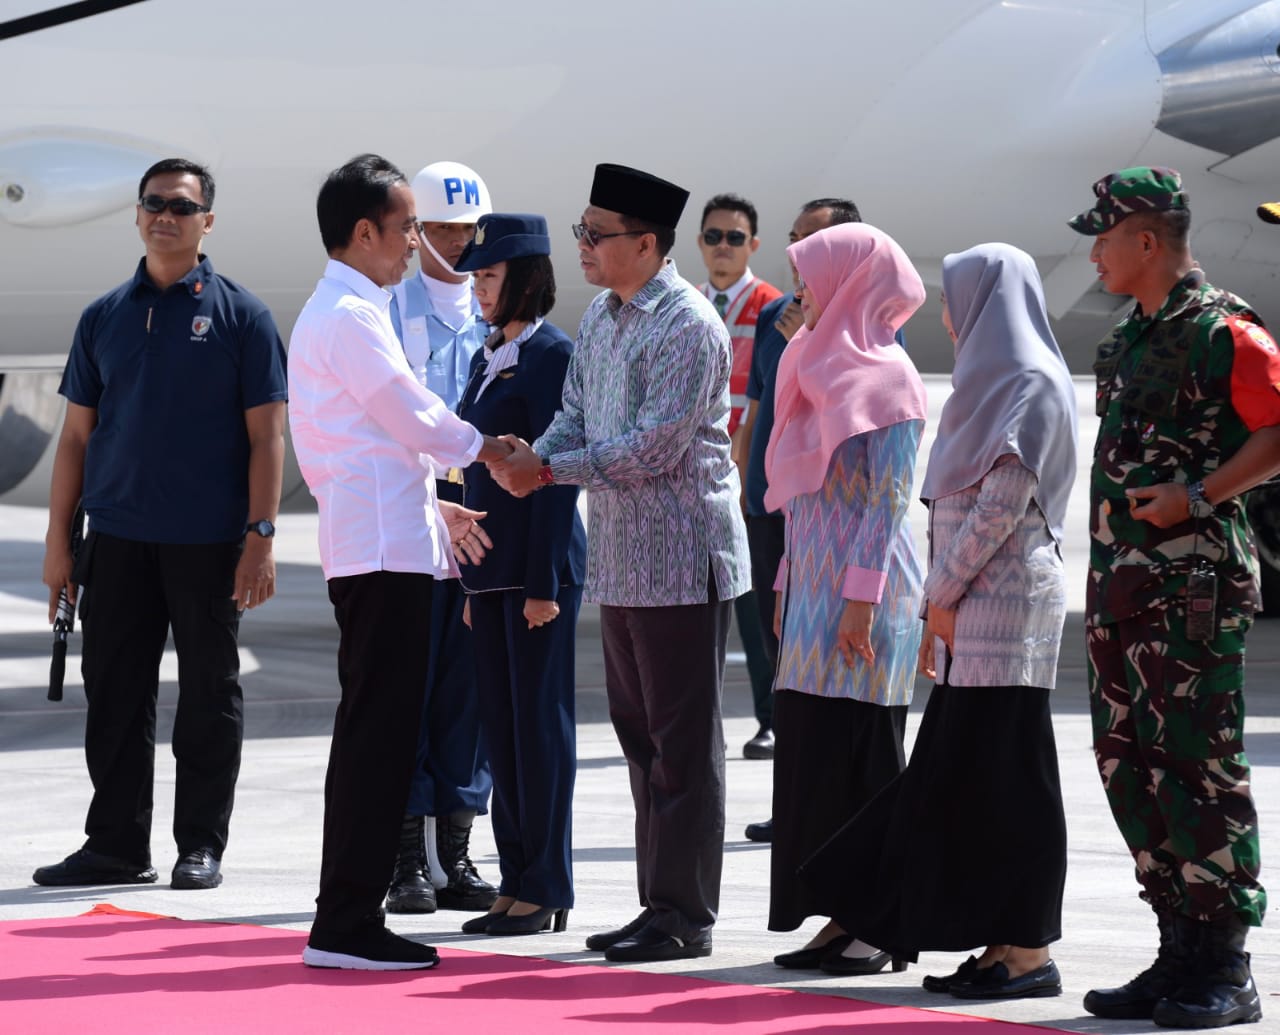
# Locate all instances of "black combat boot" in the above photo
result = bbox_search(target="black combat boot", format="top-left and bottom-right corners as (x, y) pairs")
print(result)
(1084, 909), (1197, 1019)
(385, 813), (437, 914)
(434, 809), (498, 911)
(1153, 914), (1262, 1028)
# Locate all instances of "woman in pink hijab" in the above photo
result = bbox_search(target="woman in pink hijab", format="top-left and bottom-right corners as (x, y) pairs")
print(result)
(764, 223), (926, 975)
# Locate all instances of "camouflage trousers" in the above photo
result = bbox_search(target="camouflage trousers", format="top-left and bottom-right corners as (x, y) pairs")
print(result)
(1086, 606), (1266, 927)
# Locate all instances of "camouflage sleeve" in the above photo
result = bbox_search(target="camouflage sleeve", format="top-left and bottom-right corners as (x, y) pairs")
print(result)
(1226, 316), (1280, 430)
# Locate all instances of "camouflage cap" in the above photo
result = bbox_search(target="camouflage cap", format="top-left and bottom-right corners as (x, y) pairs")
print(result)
(1068, 166), (1188, 235)
(1257, 202), (1280, 224)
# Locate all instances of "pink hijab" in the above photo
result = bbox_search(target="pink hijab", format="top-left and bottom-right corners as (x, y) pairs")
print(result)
(764, 223), (927, 512)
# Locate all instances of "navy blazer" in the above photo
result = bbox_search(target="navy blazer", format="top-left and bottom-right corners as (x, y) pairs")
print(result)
(458, 321), (587, 598)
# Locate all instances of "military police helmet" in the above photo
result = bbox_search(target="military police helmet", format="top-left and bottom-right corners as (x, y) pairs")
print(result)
(411, 161), (493, 224)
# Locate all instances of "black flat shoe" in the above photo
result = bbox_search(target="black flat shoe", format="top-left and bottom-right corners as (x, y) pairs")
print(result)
(774, 934), (854, 969)
(171, 848), (222, 890)
(461, 910), (506, 934)
(950, 960), (1062, 999)
(923, 955), (983, 993)
(485, 907), (568, 935)
(820, 949), (908, 975)
(586, 909), (653, 951)
(604, 924), (712, 963)
(33, 847), (157, 887)
(744, 819), (773, 843)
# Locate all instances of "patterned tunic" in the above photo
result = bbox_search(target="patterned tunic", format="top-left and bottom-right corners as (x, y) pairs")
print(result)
(775, 422), (923, 705)
(924, 455), (1066, 689)
(534, 261), (750, 607)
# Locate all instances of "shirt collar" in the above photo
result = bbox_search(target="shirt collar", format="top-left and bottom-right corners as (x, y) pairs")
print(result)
(129, 254), (215, 299)
(607, 259), (680, 315)
(325, 258), (392, 311)
(701, 268), (754, 309)
(1136, 268), (1206, 323)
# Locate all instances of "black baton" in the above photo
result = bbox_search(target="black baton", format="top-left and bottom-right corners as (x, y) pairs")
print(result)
(48, 503), (85, 702)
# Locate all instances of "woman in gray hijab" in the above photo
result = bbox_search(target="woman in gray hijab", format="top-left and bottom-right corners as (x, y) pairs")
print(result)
(802, 242), (1078, 1001)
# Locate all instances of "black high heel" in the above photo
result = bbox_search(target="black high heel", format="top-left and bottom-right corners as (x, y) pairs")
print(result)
(485, 906), (568, 935)
(461, 909), (507, 934)
(820, 949), (909, 975)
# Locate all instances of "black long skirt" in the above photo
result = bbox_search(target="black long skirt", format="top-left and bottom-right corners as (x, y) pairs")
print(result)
(768, 689), (908, 931)
(801, 683), (1067, 958)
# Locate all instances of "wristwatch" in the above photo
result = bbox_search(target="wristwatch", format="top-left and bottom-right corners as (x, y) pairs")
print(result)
(1186, 481), (1213, 519)
(246, 519), (276, 538)
(537, 459), (555, 487)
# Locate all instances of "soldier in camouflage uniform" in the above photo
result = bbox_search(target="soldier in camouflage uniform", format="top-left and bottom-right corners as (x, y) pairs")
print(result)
(1070, 167), (1280, 1029)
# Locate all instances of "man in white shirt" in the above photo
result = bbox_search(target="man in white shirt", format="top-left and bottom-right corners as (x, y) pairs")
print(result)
(288, 153), (512, 971)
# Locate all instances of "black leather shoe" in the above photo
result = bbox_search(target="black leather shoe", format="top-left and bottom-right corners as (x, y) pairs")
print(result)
(1151, 916), (1262, 1028)
(586, 909), (654, 951)
(820, 948), (907, 975)
(950, 960), (1062, 999)
(33, 847), (157, 887)
(743, 726), (775, 760)
(923, 955), (983, 993)
(171, 848), (222, 889)
(774, 934), (854, 969)
(745, 818), (773, 843)
(461, 910), (507, 934)
(604, 924), (712, 963)
(485, 906), (568, 936)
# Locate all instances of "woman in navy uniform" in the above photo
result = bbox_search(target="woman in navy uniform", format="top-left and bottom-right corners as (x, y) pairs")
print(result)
(453, 214), (586, 935)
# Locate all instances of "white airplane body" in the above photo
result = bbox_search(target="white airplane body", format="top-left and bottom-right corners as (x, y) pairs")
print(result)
(2, 0), (1279, 586)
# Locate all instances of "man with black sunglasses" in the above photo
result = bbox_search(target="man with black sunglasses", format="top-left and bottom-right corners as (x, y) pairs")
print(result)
(490, 163), (750, 963)
(36, 157), (288, 893)
(695, 193), (782, 764)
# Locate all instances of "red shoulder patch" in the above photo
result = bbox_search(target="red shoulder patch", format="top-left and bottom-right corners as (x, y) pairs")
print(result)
(1227, 317), (1280, 431)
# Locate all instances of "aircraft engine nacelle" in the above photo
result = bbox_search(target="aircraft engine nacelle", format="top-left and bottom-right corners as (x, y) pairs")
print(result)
(0, 371), (62, 502)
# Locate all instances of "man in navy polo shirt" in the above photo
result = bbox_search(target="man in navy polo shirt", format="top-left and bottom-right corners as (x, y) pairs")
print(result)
(35, 158), (288, 892)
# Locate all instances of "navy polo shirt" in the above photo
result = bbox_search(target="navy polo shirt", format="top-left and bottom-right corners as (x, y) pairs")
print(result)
(745, 293), (907, 516)
(60, 255), (288, 543)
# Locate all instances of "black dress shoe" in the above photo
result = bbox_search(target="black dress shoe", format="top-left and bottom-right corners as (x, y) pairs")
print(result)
(585, 909), (654, 951)
(33, 847), (158, 887)
(923, 955), (983, 993)
(820, 948), (907, 975)
(743, 726), (775, 760)
(774, 934), (854, 969)
(171, 848), (222, 889)
(604, 924), (712, 963)
(950, 960), (1062, 999)
(745, 818), (773, 843)
(485, 906), (568, 935)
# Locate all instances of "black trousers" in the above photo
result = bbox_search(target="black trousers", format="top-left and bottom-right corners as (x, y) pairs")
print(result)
(599, 586), (732, 940)
(79, 532), (243, 864)
(746, 514), (785, 716)
(313, 571), (434, 938)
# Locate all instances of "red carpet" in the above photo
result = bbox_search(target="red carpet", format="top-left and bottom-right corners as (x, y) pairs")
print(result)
(0, 906), (1041, 1033)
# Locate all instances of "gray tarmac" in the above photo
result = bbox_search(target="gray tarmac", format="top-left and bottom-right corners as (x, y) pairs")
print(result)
(1, 378), (1278, 1032)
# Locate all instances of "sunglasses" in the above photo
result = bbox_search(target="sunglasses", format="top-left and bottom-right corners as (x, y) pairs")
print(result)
(139, 194), (210, 216)
(701, 229), (750, 247)
(571, 223), (648, 248)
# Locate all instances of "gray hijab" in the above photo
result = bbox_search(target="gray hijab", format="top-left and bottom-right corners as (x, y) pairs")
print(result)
(920, 243), (1078, 544)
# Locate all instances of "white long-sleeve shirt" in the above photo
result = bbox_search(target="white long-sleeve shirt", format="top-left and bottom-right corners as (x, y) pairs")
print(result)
(288, 259), (483, 580)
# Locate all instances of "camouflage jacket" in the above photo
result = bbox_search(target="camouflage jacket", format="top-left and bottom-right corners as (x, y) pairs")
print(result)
(1089, 270), (1264, 624)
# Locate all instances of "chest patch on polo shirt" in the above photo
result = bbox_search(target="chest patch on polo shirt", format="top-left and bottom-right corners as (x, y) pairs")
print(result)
(191, 316), (212, 338)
